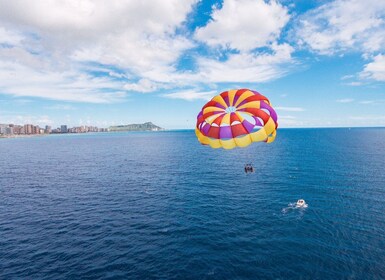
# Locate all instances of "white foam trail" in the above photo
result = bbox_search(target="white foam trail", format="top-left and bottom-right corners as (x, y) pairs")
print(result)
(281, 201), (308, 214)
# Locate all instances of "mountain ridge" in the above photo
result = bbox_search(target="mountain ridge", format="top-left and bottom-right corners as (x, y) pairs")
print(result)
(109, 122), (163, 132)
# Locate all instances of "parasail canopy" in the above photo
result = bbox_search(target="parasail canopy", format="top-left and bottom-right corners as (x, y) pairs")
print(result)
(195, 88), (278, 149)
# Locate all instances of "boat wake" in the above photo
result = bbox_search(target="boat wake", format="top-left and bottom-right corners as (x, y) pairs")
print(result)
(282, 199), (308, 214)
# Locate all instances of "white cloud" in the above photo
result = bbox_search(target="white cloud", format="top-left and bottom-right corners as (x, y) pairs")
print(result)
(124, 79), (163, 93)
(359, 54), (385, 81)
(297, 0), (385, 85)
(0, 1), (196, 39)
(195, 0), (289, 51)
(275, 106), (305, 112)
(192, 0), (294, 84)
(345, 82), (363, 86)
(163, 90), (217, 101)
(0, 0), (197, 102)
(197, 43), (294, 83)
(297, 0), (385, 55)
(0, 26), (24, 46)
(336, 98), (355, 103)
(359, 99), (385, 105)
(359, 100), (375, 104)
(0, 0), (298, 105)
(0, 56), (127, 103)
(341, 75), (355, 80)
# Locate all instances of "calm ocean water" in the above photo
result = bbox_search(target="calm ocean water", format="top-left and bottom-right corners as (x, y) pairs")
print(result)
(1, 128), (385, 279)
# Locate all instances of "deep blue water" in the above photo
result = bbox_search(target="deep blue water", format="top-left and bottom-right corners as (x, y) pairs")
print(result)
(1, 128), (385, 279)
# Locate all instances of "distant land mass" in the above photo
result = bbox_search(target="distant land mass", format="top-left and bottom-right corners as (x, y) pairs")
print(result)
(109, 122), (164, 132)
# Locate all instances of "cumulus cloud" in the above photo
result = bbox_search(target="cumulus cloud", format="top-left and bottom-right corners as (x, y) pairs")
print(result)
(0, 27), (24, 46)
(195, 0), (289, 51)
(359, 54), (385, 81)
(0, 0), (299, 105)
(296, 0), (385, 55)
(197, 43), (294, 83)
(0, 0), (197, 102)
(194, 0), (293, 83)
(296, 0), (385, 85)
(0, 53), (127, 103)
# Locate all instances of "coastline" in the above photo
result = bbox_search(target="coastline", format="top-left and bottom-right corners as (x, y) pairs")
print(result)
(2, 126), (384, 139)
(0, 130), (166, 139)
(0, 134), (47, 139)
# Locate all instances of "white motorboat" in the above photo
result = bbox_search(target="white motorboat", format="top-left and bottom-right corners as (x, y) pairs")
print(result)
(296, 199), (308, 208)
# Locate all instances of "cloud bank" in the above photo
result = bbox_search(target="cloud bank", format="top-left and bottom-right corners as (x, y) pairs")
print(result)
(0, 0), (384, 104)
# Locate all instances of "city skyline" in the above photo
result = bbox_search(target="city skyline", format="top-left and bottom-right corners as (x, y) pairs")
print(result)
(0, 0), (385, 129)
(0, 122), (106, 135)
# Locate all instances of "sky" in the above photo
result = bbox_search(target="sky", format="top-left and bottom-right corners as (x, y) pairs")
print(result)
(0, 0), (384, 129)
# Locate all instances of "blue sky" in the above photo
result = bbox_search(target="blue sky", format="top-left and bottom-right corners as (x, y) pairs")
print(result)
(0, 0), (384, 129)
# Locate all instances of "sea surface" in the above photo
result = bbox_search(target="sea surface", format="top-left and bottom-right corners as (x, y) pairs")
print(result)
(1, 128), (385, 279)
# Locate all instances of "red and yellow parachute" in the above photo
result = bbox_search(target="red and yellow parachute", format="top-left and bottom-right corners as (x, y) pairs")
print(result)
(195, 89), (278, 149)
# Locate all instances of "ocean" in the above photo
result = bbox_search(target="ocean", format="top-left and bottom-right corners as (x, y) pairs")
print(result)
(1, 128), (385, 279)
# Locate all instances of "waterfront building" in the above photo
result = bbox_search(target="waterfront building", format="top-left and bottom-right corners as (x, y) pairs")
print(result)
(0, 122), (106, 135)
(0, 124), (7, 134)
(24, 124), (33, 134)
(0, 125), (5, 134)
(45, 126), (52, 134)
(6, 127), (14, 135)
(34, 125), (40, 134)
(61, 125), (68, 133)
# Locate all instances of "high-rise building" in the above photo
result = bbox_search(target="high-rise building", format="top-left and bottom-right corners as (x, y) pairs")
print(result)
(45, 125), (52, 134)
(0, 124), (7, 134)
(6, 127), (14, 135)
(12, 125), (21, 135)
(61, 125), (68, 133)
(24, 124), (33, 134)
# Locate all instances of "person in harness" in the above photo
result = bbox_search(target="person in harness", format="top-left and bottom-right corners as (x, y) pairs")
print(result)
(244, 163), (254, 174)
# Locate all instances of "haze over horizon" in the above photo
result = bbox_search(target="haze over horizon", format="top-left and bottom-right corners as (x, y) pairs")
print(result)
(1, 0), (385, 129)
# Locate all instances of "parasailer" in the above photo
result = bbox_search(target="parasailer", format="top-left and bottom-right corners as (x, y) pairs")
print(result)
(195, 88), (278, 150)
(244, 163), (254, 174)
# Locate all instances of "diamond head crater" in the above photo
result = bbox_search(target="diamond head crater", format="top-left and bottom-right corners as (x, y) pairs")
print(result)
(108, 122), (164, 132)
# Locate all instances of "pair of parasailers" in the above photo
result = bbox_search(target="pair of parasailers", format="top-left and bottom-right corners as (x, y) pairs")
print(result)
(244, 163), (254, 174)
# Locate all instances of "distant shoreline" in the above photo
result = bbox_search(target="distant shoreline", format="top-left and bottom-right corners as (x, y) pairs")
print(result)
(0, 130), (167, 139)
(1, 126), (384, 139)
(0, 134), (46, 139)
